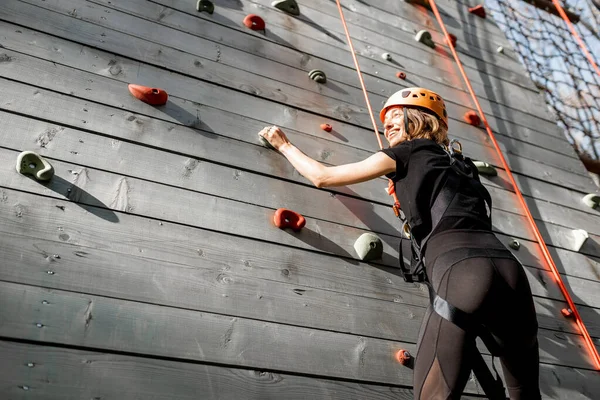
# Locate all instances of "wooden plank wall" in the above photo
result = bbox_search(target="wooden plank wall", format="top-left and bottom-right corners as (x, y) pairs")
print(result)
(0, 0), (599, 398)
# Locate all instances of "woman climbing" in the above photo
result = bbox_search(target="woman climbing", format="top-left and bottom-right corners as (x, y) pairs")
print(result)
(259, 87), (541, 400)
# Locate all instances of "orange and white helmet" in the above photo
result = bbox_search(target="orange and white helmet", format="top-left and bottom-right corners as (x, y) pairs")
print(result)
(380, 87), (448, 127)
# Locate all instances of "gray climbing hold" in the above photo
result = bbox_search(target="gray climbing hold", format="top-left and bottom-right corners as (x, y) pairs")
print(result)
(354, 233), (383, 261)
(509, 239), (520, 250)
(582, 193), (600, 209)
(308, 69), (327, 84)
(16, 151), (54, 181)
(196, 0), (214, 14)
(258, 133), (276, 150)
(573, 229), (588, 251)
(272, 0), (300, 16)
(496, 46), (504, 54)
(415, 30), (435, 49)
(382, 52), (392, 61)
(472, 161), (497, 177)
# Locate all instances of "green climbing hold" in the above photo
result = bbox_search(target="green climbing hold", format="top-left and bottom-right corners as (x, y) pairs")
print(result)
(509, 239), (520, 250)
(258, 133), (276, 150)
(582, 193), (600, 209)
(472, 161), (497, 177)
(308, 69), (327, 84)
(272, 0), (300, 16)
(16, 151), (54, 182)
(354, 233), (383, 261)
(196, 0), (214, 14)
(415, 30), (435, 49)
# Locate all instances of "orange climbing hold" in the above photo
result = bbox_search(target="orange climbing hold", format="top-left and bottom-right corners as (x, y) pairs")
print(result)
(561, 308), (574, 318)
(396, 71), (406, 80)
(128, 84), (168, 106)
(273, 208), (306, 231)
(244, 14), (266, 31)
(468, 5), (486, 19)
(320, 123), (333, 132)
(395, 349), (412, 366)
(445, 33), (457, 47)
(464, 111), (481, 126)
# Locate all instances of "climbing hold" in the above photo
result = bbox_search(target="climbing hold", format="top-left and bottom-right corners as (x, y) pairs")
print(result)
(272, 0), (300, 16)
(396, 71), (406, 80)
(496, 46), (504, 54)
(573, 229), (588, 251)
(196, 0), (214, 14)
(395, 349), (412, 366)
(509, 239), (520, 250)
(273, 208), (306, 231)
(472, 161), (497, 177)
(561, 308), (574, 318)
(445, 33), (457, 48)
(308, 69), (327, 84)
(382, 52), (392, 61)
(16, 151), (54, 182)
(128, 84), (168, 106)
(354, 233), (383, 261)
(582, 193), (600, 209)
(415, 30), (435, 49)
(320, 123), (333, 132)
(468, 5), (486, 18)
(258, 133), (276, 150)
(463, 110), (481, 126)
(243, 14), (266, 31)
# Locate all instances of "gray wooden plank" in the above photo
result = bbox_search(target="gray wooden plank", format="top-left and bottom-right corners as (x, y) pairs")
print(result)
(0, 41), (594, 194)
(92, 0), (565, 138)
(0, 341), (424, 400)
(14, 0), (570, 144)
(2, 187), (599, 337)
(2, 341), (597, 400)
(0, 281), (596, 382)
(4, 106), (600, 251)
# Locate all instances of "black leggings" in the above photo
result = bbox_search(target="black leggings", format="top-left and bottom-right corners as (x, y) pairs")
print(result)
(414, 230), (541, 400)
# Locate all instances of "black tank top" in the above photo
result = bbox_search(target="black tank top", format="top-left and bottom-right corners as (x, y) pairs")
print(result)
(380, 138), (492, 243)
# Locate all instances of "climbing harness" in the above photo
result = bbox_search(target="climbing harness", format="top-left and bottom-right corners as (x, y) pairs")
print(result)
(426, 0), (600, 370)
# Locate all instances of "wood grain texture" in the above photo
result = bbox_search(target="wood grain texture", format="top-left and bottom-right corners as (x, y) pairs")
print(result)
(1, 187), (598, 335)
(0, 42), (594, 195)
(0, 281), (596, 384)
(10, 0), (572, 144)
(0, 341), (424, 400)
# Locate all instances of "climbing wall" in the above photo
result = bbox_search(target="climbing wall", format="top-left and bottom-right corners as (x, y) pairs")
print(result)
(0, 0), (599, 398)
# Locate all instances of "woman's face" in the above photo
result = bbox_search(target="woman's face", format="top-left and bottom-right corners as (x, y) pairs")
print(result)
(383, 106), (407, 147)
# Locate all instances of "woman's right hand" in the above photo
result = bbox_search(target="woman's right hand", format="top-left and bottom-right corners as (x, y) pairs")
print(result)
(258, 125), (291, 151)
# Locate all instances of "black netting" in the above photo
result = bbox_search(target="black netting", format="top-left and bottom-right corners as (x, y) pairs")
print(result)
(486, 0), (600, 172)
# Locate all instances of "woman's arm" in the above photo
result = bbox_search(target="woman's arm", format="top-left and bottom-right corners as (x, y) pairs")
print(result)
(259, 126), (396, 188)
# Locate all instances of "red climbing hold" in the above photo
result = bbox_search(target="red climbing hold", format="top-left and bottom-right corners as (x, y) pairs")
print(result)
(445, 33), (457, 48)
(464, 111), (481, 126)
(396, 71), (406, 80)
(561, 308), (574, 318)
(468, 5), (486, 19)
(395, 349), (412, 366)
(320, 123), (333, 132)
(128, 84), (168, 106)
(273, 208), (306, 231)
(243, 14), (266, 31)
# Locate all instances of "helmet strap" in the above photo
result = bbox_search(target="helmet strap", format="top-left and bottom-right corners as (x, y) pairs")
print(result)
(403, 107), (409, 137)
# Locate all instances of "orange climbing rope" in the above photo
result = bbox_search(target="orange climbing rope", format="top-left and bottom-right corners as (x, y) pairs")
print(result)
(332, 0), (401, 209)
(426, 0), (600, 370)
(550, 0), (600, 78)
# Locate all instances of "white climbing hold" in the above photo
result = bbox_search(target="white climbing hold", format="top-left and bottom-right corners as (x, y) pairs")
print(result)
(572, 229), (588, 251)
(582, 193), (600, 209)
(382, 52), (392, 61)
(496, 46), (504, 54)
(415, 30), (435, 49)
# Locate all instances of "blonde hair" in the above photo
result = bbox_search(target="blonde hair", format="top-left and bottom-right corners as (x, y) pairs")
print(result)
(400, 108), (449, 146)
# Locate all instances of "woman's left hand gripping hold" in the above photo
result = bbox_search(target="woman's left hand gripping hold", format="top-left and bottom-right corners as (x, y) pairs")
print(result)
(258, 125), (291, 151)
